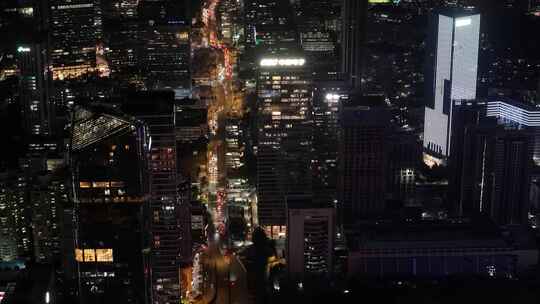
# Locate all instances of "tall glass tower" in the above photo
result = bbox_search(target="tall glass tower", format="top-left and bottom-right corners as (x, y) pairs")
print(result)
(423, 12), (480, 164)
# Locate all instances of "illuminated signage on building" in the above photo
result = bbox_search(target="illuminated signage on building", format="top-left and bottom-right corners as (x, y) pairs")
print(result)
(260, 58), (306, 67)
(17, 46), (31, 53)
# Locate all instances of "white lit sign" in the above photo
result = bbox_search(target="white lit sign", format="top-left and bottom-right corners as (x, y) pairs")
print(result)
(260, 58), (305, 67)
(455, 18), (471, 27)
(17, 46), (31, 53)
(325, 93), (341, 101)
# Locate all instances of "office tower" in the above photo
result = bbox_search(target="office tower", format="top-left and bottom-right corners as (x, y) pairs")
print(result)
(298, 0), (341, 80)
(300, 31), (338, 79)
(17, 41), (53, 137)
(341, 0), (369, 89)
(217, 0), (242, 45)
(121, 92), (190, 304)
(312, 81), (349, 206)
(139, 1), (191, 95)
(256, 55), (313, 235)
(225, 118), (245, 173)
(338, 98), (391, 226)
(448, 99), (488, 216)
(244, 0), (293, 46)
(286, 196), (335, 280)
(70, 105), (149, 303)
(454, 121), (533, 225)
(49, 0), (102, 80)
(175, 98), (208, 195)
(102, 0), (140, 84)
(423, 12), (481, 164)
(486, 98), (540, 164)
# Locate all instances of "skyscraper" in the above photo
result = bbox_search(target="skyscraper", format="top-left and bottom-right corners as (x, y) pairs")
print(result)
(453, 120), (533, 225)
(312, 81), (349, 206)
(102, 0), (140, 84)
(17, 41), (53, 137)
(486, 98), (540, 164)
(338, 97), (391, 226)
(139, 0), (191, 95)
(69, 105), (149, 303)
(49, 0), (102, 79)
(121, 92), (191, 304)
(341, 0), (368, 89)
(423, 12), (480, 164)
(256, 55), (313, 235)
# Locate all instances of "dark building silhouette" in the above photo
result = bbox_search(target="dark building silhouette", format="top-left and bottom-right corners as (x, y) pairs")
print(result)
(450, 100), (534, 225)
(338, 97), (390, 226)
(121, 91), (191, 304)
(69, 105), (149, 303)
(341, 0), (368, 89)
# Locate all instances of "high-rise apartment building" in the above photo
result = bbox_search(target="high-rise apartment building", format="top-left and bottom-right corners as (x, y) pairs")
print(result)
(256, 55), (313, 234)
(423, 12), (481, 164)
(121, 92), (191, 304)
(69, 105), (149, 303)
(49, 0), (102, 79)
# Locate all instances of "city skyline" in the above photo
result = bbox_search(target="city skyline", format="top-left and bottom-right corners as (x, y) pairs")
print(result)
(1, 1), (540, 304)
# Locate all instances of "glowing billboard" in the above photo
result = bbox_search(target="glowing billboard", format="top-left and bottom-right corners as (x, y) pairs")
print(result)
(260, 58), (305, 67)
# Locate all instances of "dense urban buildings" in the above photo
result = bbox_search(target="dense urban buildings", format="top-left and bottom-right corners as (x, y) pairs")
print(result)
(1, 0), (540, 303)
(49, 0), (102, 79)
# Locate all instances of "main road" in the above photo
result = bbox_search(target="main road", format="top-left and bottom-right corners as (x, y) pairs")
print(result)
(191, 0), (248, 303)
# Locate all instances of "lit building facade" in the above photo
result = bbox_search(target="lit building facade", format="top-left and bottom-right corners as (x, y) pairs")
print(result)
(31, 173), (67, 264)
(139, 0), (191, 94)
(17, 41), (53, 137)
(49, 0), (102, 79)
(256, 56), (313, 233)
(486, 98), (540, 163)
(102, 0), (140, 84)
(70, 106), (149, 303)
(423, 12), (480, 163)
(121, 92), (191, 304)
(312, 81), (349, 206)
